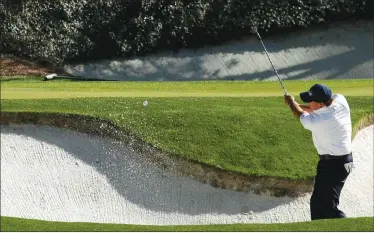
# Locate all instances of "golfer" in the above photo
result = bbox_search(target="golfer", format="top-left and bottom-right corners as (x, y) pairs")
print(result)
(284, 83), (354, 220)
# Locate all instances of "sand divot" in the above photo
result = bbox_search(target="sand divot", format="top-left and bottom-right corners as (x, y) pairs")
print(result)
(1, 124), (372, 225)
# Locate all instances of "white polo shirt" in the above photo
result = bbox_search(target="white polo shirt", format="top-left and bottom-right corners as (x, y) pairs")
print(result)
(299, 94), (352, 156)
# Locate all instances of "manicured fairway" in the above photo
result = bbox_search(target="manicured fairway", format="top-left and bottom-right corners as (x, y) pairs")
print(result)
(1, 77), (372, 99)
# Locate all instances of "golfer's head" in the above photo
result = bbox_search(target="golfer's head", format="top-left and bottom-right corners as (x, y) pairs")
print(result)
(300, 84), (332, 110)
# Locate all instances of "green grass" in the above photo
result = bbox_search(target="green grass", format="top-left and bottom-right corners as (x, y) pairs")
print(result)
(1, 78), (373, 231)
(1, 77), (373, 99)
(1, 78), (373, 180)
(2, 216), (373, 232)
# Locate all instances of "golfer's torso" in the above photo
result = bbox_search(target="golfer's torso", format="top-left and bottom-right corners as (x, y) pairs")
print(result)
(310, 94), (352, 156)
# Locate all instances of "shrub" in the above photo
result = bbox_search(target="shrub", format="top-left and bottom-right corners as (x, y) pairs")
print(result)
(0, 0), (372, 65)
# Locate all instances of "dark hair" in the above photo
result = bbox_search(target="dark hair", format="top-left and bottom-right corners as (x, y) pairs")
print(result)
(323, 98), (333, 106)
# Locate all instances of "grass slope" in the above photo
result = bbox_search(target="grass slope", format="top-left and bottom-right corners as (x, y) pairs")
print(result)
(1, 79), (372, 180)
(1, 216), (373, 232)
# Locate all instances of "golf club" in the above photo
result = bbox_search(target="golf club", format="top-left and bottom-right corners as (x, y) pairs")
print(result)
(251, 27), (288, 95)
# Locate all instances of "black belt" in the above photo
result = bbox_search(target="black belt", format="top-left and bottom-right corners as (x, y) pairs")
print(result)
(319, 153), (352, 160)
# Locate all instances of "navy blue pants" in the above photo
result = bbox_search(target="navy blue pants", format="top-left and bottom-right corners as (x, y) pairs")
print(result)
(310, 154), (353, 220)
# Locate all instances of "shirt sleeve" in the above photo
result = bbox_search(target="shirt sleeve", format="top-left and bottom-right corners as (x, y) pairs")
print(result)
(334, 94), (350, 112)
(299, 112), (322, 130)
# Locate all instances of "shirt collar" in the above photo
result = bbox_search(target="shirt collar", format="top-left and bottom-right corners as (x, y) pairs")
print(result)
(314, 106), (329, 113)
(314, 102), (337, 113)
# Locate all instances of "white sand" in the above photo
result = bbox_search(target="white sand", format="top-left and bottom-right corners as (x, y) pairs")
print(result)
(64, 21), (373, 81)
(1, 124), (372, 225)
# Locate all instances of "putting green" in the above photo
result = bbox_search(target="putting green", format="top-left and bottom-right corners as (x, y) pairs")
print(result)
(1, 79), (372, 99)
(1, 78), (373, 181)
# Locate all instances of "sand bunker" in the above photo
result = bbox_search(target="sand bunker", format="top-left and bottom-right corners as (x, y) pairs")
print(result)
(64, 21), (373, 81)
(1, 124), (372, 225)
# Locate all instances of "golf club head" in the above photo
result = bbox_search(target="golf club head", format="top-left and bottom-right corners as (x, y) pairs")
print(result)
(250, 26), (258, 34)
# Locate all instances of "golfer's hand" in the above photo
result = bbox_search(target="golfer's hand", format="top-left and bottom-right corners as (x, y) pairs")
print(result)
(284, 94), (295, 106)
(344, 162), (355, 173)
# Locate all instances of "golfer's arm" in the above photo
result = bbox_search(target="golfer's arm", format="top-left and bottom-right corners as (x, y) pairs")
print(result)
(288, 100), (307, 118)
(298, 104), (313, 113)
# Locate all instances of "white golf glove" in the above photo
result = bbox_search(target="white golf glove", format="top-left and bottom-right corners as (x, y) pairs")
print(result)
(344, 162), (355, 173)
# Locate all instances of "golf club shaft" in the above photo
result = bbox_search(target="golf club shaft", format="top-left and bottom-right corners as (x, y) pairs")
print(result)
(255, 31), (288, 95)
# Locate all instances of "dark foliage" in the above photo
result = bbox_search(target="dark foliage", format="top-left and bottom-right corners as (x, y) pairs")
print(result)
(0, 0), (372, 64)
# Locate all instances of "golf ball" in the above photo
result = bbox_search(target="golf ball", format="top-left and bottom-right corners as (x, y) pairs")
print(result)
(143, 101), (148, 107)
